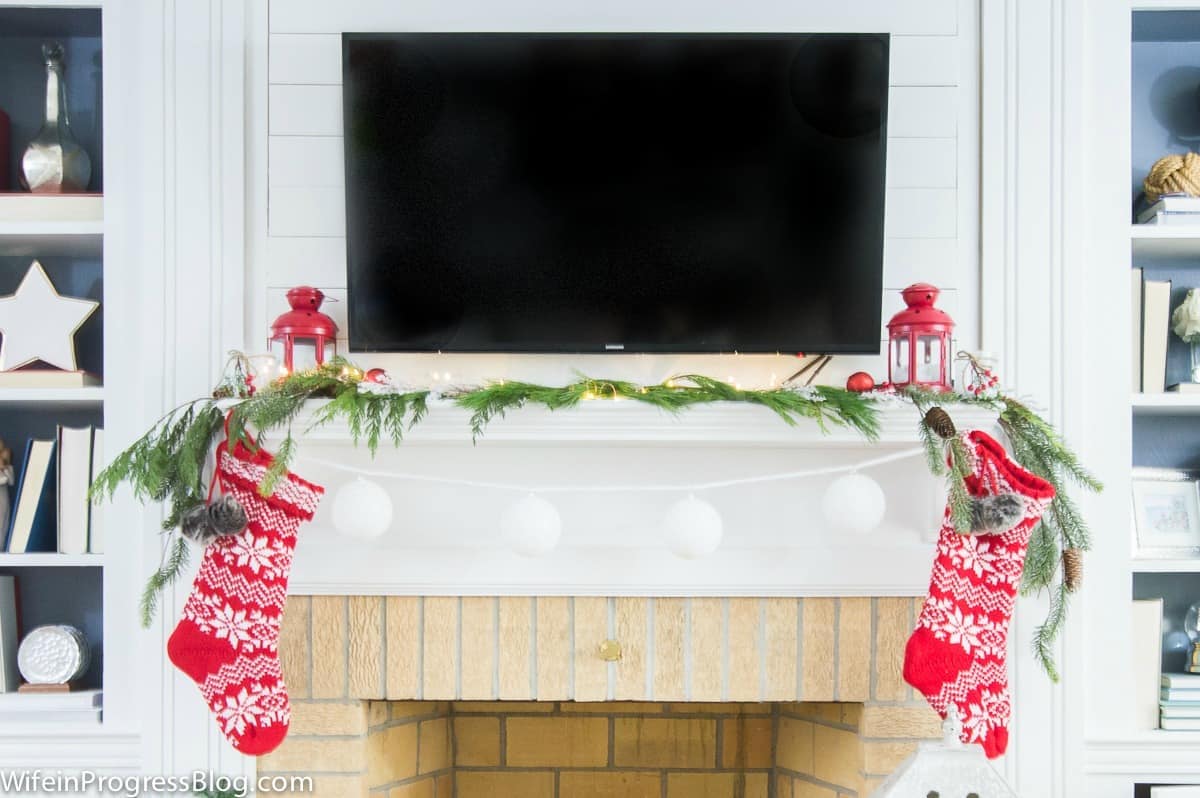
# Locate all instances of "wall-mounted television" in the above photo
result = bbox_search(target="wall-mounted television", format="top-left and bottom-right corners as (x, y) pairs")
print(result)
(342, 32), (889, 354)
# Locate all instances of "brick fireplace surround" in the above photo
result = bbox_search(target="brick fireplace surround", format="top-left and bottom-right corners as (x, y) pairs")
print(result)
(260, 596), (942, 797)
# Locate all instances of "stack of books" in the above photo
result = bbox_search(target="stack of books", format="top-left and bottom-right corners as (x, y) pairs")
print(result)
(1138, 194), (1200, 225)
(1131, 268), (1174, 393)
(4, 425), (104, 555)
(1160, 673), (1200, 730)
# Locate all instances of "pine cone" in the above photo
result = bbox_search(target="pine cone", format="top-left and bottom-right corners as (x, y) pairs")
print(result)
(924, 406), (957, 439)
(1062, 547), (1083, 593)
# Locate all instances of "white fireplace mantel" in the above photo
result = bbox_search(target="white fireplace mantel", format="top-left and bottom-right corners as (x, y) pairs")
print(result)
(286, 400), (999, 596)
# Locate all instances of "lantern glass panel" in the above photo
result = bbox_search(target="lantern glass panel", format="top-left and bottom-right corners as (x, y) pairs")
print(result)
(916, 334), (943, 383)
(892, 336), (910, 383)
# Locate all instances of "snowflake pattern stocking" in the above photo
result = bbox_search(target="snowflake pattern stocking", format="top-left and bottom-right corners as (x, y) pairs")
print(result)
(902, 430), (1055, 759)
(166, 442), (323, 756)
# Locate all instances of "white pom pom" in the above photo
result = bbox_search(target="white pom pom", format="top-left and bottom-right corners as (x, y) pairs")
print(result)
(331, 478), (394, 540)
(500, 494), (562, 557)
(821, 473), (886, 534)
(661, 495), (723, 559)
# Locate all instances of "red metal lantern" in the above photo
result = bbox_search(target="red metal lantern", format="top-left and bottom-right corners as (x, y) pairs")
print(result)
(269, 286), (338, 373)
(886, 283), (955, 391)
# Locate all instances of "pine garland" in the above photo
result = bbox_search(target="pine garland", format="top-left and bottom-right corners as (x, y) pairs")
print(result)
(94, 356), (1097, 679)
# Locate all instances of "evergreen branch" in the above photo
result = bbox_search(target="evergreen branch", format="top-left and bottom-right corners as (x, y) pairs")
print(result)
(140, 536), (189, 628)
(1032, 578), (1069, 682)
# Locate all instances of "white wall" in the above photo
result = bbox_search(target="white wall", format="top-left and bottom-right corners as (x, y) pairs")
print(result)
(251, 0), (980, 389)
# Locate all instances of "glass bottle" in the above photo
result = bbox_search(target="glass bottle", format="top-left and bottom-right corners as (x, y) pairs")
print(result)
(20, 43), (91, 193)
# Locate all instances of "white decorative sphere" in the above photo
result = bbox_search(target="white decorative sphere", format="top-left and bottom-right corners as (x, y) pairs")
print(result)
(331, 478), (394, 540)
(500, 494), (562, 556)
(821, 473), (886, 534)
(18, 625), (89, 684)
(662, 495), (723, 559)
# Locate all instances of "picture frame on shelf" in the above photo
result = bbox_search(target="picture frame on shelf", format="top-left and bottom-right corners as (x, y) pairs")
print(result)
(1133, 468), (1200, 558)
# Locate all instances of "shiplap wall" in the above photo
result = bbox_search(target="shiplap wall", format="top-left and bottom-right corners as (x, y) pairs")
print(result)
(255, 0), (977, 385)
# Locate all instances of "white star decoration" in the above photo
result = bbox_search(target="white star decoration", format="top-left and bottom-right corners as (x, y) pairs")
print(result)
(0, 260), (98, 371)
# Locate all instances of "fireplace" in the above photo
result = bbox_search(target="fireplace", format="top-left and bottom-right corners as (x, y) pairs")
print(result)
(258, 595), (942, 797)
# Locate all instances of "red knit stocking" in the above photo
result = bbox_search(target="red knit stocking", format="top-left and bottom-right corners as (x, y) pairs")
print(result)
(167, 442), (323, 756)
(902, 430), (1055, 759)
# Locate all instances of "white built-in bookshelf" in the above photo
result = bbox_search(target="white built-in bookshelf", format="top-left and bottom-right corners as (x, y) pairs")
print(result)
(0, 0), (106, 733)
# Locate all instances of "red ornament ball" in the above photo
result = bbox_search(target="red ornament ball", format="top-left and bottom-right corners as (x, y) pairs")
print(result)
(845, 371), (876, 393)
(365, 368), (389, 384)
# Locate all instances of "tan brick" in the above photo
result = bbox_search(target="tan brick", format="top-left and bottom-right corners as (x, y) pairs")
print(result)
(574, 597), (609, 701)
(418, 718), (451, 774)
(765, 598), (799, 700)
(614, 597), (649, 700)
(863, 740), (918, 776)
(498, 597), (533, 700)
(653, 598), (687, 701)
(720, 716), (773, 769)
(386, 597), (420, 699)
(455, 771), (554, 798)
(837, 597), (872, 702)
(349, 595), (384, 698)
(258, 773), (366, 798)
(367, 723), (418, 787)
(744, 773), (769, 798)
(788, 702), (842, 725)
(423, 597), (458, 700)
(612, 716), (716, 768)
(670, 702), (770, 715)
(874, 597), (914, 701)
(561, 771), (661, 798)
(561, 701), (662, 714)
(690, 598), (724, 701)
(258, 736), (365, 774)
(860, 704), (942, 739)
(775, 774), (794, 798)
(312, 596), (348, 698)
(727, 598), (759, 701)
(453, 716), (501, 766)
(667, 772), (738, 798)
(841, 703), (863, 729)
(775, 716), (814, 774)
(813, 724), (862, 790)
(452, 701), (553, 713)
(389, 701), (444, 719)
(280, 595), (311, 700)
(801, 599), (835, 701)
(389, 780), (434, 798)
(289, 700), (367, 736)
(434, 774), (453, 798)
(506, 716), (609, 767)
(460, 597), (496, 700)
(793, 781), (837, 798)
(368, 701), (390, 728)
(861, 776), (887, 795)
(536, 596), (571, 700)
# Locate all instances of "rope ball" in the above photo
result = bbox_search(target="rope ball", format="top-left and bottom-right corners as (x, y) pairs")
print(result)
(1144, 152), (1200, 203)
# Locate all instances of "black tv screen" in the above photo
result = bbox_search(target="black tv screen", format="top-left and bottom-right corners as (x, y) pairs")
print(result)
(342, 33), (889, 353)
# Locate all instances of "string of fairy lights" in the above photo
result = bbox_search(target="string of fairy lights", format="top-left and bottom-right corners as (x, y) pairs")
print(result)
(297, 446), (925, 559)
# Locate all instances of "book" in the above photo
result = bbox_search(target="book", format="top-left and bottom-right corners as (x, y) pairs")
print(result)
(0, 193), (102, 223)
(0, 708), (100, 724)
(1160, 703), (1200, 719)
(0, 577), (18, 693)
(1161, 687), (1200, 702)
(1140, 211), (1200, 226)
(56, 426), (93, 555)
(1137, 195), (1200, 223)
(1159, 717), (1200, 731)
(1163, 673), (1200, 688)
(1133, 268), (1144, 392)
(0, 370), (100, 389)
(88, 429), (103, 555)
(1133, 598), (1164, 729)
(6, 439), (57, 553)
(1143, 279), (1172, 393)
(1167, 383), (1200, 393)
(1151, 787), (1200, 797)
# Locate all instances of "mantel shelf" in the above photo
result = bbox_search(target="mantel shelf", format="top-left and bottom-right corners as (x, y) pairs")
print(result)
(291, 398), (1001, 447)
